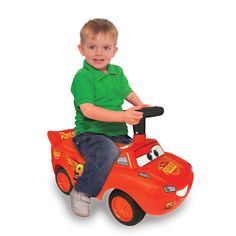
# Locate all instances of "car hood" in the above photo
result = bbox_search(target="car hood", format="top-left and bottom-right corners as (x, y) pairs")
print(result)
(143, 152), (192, 189)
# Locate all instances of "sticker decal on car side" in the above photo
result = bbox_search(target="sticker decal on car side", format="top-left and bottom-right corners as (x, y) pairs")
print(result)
(65, 156), (84, 180)
(53, 149), (61, 160)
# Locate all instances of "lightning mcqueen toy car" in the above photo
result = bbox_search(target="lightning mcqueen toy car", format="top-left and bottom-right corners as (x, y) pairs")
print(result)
(48, 106), (194, 226)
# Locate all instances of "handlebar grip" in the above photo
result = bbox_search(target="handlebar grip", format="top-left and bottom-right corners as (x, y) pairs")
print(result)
(138, 106), (164, 118)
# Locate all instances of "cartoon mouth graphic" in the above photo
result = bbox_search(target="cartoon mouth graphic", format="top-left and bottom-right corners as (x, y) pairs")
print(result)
(176, 185), (188, 197)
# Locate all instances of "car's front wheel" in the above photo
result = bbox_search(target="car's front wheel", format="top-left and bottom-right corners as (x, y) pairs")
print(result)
(109, 189), (146, 226)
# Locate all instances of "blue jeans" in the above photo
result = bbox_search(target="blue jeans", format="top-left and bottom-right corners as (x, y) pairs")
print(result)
(72, 132), (132, 197)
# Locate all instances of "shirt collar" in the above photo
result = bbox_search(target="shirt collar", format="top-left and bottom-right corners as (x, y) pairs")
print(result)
(83, 60), (117, 80)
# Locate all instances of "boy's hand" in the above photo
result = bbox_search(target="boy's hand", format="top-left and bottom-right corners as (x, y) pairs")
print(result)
(123, 106), (144, 125)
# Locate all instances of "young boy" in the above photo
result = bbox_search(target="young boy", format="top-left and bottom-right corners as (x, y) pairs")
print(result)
(70, 18), (147, 217)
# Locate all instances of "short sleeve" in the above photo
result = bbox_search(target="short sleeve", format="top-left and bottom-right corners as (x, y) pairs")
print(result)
(71, 71), (95, 108)
(119, 68), (133, 99)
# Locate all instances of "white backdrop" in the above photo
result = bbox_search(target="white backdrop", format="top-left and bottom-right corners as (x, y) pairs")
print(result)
(0, 0), (235, 235)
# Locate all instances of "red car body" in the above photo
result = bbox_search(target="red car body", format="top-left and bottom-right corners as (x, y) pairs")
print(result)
(48, 107), (194, 225)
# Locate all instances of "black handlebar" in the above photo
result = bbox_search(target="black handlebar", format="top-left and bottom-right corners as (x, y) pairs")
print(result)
(138, 106), (164, 118)
(133, 106), (164, 135)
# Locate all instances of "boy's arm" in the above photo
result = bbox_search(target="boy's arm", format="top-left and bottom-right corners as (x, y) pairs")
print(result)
(126, 91), (150, 107)
(80, 103), (143, 125)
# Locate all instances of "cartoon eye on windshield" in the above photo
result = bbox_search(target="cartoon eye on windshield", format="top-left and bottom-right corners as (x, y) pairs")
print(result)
(151, 145), (164, 157)
(136, 145), (164, 167)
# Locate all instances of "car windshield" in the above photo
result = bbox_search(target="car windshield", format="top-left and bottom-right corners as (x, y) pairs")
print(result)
(136, 145), (164, 167)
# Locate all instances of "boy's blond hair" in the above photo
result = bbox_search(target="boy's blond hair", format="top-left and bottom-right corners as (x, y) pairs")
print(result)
(80, 18), (118, 45)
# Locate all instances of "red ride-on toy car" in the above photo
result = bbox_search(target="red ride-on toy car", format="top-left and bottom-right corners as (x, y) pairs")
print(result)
(48, 106), (194, 226)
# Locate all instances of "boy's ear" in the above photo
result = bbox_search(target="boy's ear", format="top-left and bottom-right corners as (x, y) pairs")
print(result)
(78, 44), (85, 56)
(113, 46), (118, 57)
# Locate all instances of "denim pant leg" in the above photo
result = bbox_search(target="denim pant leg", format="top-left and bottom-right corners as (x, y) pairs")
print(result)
(107, 134), (132, 144)
(72, 133), (120, 197)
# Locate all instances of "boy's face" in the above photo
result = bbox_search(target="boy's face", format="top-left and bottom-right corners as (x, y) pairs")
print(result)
(78, 33), (118, 73)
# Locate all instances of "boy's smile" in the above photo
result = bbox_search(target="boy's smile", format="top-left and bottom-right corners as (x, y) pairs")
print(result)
(78, 33), (118, 73)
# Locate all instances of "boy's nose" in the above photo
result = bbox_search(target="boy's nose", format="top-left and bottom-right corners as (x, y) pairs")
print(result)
(95, 48), (102, 56)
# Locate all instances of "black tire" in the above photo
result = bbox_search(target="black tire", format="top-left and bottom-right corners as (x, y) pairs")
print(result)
(55, 167), (73, 195)
(109, 189), (146, 226)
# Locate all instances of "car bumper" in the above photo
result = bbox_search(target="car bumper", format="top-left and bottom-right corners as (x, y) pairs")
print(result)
(143, 176), (193, 215)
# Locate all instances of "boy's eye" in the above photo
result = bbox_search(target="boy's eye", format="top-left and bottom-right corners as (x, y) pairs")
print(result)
(88, 45), (95, 50)
(104, 46), (110, 50)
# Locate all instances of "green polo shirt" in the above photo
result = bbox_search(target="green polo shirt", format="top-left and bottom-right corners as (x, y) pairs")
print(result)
(71, 60), (133, 136)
